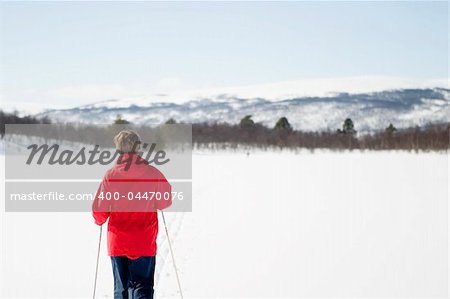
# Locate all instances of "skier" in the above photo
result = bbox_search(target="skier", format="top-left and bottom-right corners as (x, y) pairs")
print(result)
(92, 130), (172, 299)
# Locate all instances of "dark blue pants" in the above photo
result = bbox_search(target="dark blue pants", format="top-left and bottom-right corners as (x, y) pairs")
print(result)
(111, 256), (156, 299)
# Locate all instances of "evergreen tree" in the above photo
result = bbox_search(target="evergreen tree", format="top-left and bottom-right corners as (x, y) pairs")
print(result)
(338, 118), (356, 134)
(165, 118), (177, 124)
(240, 115), (254, 127)
(385, 123), (397, 134)
(114, 114), (130, 125)
(274, 117), (292, 130)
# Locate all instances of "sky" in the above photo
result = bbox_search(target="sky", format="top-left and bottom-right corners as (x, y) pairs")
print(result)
(0, 1), (448, 114)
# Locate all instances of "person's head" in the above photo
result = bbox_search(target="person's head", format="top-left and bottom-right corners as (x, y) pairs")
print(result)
(113, 130), (141, 153)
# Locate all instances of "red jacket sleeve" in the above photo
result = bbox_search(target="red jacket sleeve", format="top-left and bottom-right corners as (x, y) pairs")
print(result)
(92, 177), (111, 225)
(154, 168), (172, 210)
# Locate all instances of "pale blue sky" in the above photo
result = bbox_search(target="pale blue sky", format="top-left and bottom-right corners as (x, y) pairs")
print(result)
(0, 1), (448, 113)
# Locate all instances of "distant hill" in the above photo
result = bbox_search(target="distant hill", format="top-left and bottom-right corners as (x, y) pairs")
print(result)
(36, 88), (450, 134)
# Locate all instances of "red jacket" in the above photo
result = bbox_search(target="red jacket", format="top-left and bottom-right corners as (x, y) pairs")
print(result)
(92, 153), (172, 258)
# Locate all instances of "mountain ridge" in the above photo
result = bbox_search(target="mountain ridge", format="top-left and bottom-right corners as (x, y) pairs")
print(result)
(36, 87), (450, 134)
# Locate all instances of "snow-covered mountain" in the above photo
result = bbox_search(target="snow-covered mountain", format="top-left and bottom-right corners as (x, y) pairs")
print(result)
(37, 87), (450, 133)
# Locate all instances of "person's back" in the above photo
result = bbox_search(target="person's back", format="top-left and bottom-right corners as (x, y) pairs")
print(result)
(92, 130), (171, 299)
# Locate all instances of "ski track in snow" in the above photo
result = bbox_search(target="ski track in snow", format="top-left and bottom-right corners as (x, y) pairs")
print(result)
(155, 211), (186, 298)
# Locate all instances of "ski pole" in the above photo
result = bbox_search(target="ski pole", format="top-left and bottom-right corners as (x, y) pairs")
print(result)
(93, 225), (102, 299)
(161, 211), (184, 299)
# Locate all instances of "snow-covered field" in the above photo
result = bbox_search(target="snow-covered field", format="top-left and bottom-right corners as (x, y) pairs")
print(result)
(0, 148), (448, 298)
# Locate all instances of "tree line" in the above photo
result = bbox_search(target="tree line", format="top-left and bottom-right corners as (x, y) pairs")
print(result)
(191, 115), (449, 151)
(1, 111), (448, 151)
(0, 110), (51, 137)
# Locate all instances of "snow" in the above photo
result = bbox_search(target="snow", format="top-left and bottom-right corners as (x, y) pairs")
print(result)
(0, 147), (448, 298)
(69, 76), (450, 108)
(37, 87), (450, 134)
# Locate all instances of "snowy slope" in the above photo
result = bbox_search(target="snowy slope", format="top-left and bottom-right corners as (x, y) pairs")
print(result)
(37, 87), (450, 133)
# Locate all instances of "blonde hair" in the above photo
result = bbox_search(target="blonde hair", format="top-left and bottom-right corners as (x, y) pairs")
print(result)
(114, 130), (141, 153)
